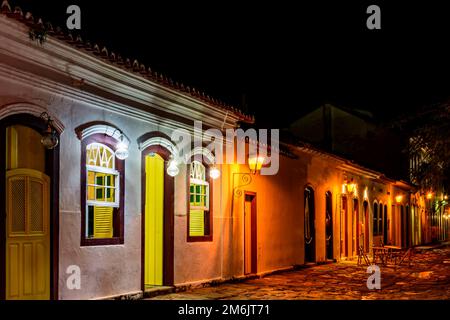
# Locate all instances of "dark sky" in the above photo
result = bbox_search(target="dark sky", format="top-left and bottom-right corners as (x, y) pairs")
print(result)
(10, 0), (450, 128)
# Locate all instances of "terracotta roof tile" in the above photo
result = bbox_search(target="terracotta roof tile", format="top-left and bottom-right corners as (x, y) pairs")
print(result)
(0, 0), (254, 123)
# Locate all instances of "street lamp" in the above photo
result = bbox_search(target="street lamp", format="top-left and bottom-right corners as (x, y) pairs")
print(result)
(210, 166), (220, 180)
(166, 157), (179, 177)
(40, 112), (59, 149)
(115, 135), (129, 160)
(248, 153), (266, 175)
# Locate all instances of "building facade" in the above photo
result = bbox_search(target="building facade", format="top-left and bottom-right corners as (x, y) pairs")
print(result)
(0, 2), (447, 300)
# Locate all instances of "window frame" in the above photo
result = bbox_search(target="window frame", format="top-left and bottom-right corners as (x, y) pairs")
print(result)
(86, 143), (120, 208)
(80, 134), (125, 246)
(186, 159), (213, 242)
(373, 202), (379, 236)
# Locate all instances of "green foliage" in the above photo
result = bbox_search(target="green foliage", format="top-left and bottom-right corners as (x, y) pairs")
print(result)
(408, 103), (450, 192)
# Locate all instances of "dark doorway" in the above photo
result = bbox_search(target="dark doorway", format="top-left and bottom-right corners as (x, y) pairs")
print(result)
(325, 191), (333, 260)
(304, 187), (315, 263)
(405, 205), (410, 248)
(383, 205), (388, 245)
(400, 205), (405, 247)
(363, 201), (370, 252)
(353, 198), (359, 256)
(244, 193), (257, 275)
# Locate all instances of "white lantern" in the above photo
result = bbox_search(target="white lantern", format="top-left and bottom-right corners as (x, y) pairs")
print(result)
(210, 166), (220, 180)
(115, 141), (129, 160)
(167, 159), (179, 177)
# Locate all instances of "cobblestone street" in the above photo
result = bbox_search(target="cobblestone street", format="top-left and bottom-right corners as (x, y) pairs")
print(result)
(150, 245), (450, 300)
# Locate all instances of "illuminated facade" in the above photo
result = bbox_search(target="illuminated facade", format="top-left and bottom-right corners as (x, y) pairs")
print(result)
(0, 2), (447, 300)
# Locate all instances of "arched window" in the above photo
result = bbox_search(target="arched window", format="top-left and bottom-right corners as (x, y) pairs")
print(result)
(81, 135), (125, 246)
(304, 186), (315, 262)
(188, 161), (212, 241)
(373, 202), (379, 236)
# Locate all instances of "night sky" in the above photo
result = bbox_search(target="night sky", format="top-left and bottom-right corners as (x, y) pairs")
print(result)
(10, 1), (450, 128)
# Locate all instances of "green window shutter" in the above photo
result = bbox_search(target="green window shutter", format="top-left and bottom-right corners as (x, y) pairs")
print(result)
(93, 206), (113, 238)
(189, 209), (205, 236)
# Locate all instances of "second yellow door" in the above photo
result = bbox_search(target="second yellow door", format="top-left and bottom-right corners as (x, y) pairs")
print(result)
(145, 154), (164, 286)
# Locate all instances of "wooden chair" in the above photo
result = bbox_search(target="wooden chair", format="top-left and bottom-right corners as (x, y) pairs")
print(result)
(358, 245), (371, 266)
(395, 248), (414, 270)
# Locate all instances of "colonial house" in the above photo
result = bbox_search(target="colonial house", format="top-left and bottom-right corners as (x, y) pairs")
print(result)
(0, 1), (446, 301)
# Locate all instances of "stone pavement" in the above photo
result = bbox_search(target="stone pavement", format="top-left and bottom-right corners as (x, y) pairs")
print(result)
(149, 246), (450, 300)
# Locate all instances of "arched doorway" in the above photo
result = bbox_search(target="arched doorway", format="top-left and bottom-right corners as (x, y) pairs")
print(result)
(383, 205), (388, 245)
(141, 144), (174, 289)
(352, 198), (359, 257)
(404, 205), (410, 248)
(0, 114), (60, 300)
(325, 191), (333, 260)
(363, 201), (370, 252)
(304, 186), (315, 263)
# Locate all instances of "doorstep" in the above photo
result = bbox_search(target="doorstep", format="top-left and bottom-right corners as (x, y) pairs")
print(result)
(144, 286), (176, 299)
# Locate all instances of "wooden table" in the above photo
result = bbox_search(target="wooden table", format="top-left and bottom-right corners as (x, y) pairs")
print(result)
(372, 246), (390, 265)
(373, 245), (413, 268)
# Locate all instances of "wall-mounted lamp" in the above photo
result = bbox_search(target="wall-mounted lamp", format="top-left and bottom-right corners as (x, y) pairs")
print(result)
(166, 157), (179, 177)
(210, 166), (221, 180)
(40, 112), (59, 149)
(115, 135), (129, 160)
(427, 192), (434, 200)
(342, 178), (357, 196)
(248, 153), (266, 175)
(395, 195), (403, 203)
(363, 187), (369, 201)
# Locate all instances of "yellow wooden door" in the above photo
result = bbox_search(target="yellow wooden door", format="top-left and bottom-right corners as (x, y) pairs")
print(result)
(244, 200), (252, 275)
(145, 154), (164, 286)
(6, 168), (50, 300)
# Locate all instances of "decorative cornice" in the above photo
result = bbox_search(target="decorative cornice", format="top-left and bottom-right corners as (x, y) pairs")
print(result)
(0, 1), (255, 124)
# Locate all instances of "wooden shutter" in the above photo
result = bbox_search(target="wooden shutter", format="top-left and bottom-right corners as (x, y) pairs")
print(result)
(189, 210), (205, 236)
(93, 206), (113, 238)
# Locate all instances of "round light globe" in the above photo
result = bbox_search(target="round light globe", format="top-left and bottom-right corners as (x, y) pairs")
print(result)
(115, 142), (129, 160)
(210, 166), (220, 180)
(167, 160), (179, 177)
(41, 133), (59, 149)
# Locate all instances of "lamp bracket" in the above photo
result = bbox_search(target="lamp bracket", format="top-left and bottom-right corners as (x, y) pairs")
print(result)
(233, 172), (252, 198)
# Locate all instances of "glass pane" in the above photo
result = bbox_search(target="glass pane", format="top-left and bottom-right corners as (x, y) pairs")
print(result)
(106, 188), (115, 202)
(87, 186), (95, 200)
(107, 175), (113, 186)
(88, 171), (95, 184)
(190, 195), (194, 203)
(96, 175), (104, 186)
(96, 187), (104, 201)
(190, 185), (194, 193)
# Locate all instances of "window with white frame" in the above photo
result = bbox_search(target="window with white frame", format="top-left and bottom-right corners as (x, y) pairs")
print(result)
(188, 161), (211, 239)
(86, 143), (120, 239)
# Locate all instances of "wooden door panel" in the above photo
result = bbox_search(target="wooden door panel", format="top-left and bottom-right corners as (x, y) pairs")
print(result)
(145, 155), (164, 286)
(6, 169), (50, 300)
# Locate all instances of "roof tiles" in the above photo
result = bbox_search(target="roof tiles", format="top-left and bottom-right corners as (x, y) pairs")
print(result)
(0, 0), (254, 123)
